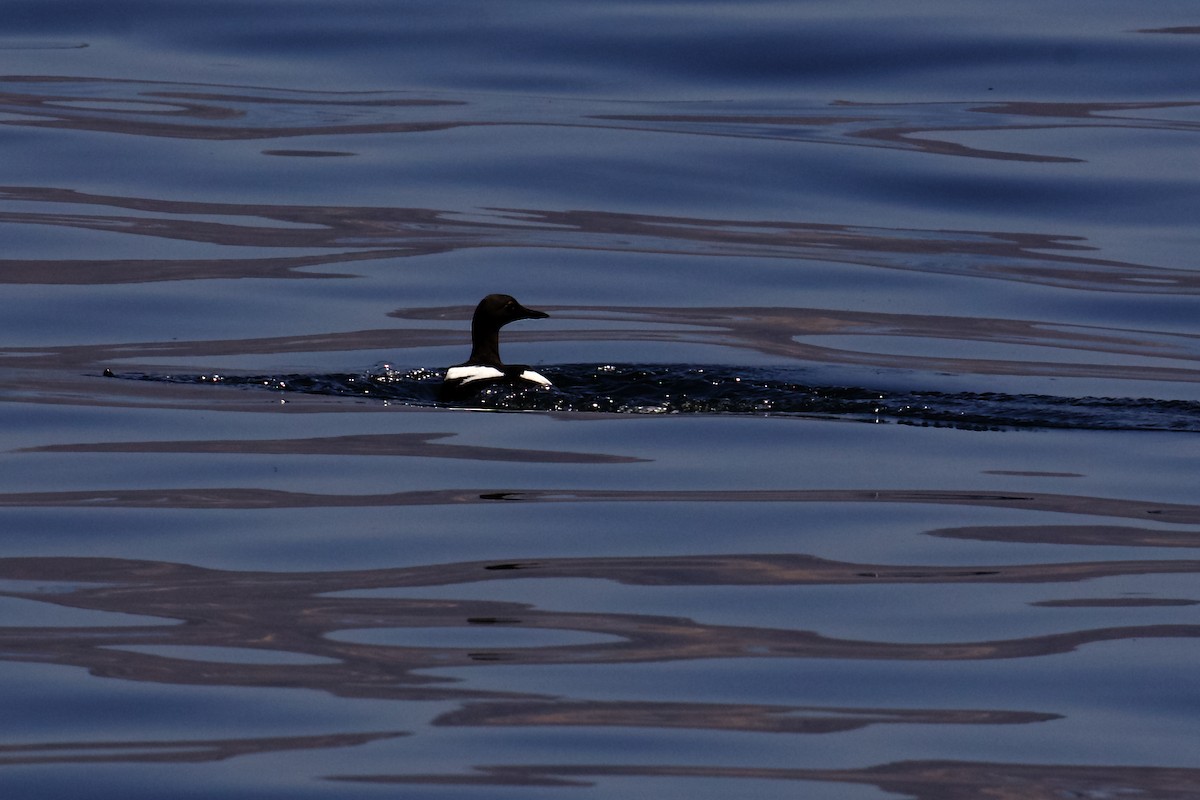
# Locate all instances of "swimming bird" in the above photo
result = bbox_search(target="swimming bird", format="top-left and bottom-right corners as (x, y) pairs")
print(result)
(438, 294), (551, 402)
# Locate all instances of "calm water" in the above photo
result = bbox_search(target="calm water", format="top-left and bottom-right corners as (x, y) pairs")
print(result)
(2, 2), (1199, 798)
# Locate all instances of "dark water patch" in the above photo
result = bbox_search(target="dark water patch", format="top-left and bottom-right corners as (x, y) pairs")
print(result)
(9, 553), (1197, 594)
(113, 364), (1200, 433)
(20, 431), (645, 465)
(929, 524), (1200, 549)
(0, 40), (88, 50)
(332, 759), (1200, 795)
(434, 699), (1057, 734)
(981, 470), (1083, 477)
(260, 149), (355, 157)
(5, 485), (1200, 525)
(1138, 26), (1200, 35)
(1032, 598), (1198, 608)
(0, 732), (403, 767)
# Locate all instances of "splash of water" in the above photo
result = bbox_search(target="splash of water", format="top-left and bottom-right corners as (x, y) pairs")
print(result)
(113, 364), (1200, 433)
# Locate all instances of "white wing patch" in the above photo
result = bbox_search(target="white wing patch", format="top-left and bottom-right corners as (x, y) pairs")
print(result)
(445, 366), (505, 385)
(444, 366), (552, 387)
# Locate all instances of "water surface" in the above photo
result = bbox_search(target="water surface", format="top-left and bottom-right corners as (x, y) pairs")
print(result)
(1, 3), (1198, 799)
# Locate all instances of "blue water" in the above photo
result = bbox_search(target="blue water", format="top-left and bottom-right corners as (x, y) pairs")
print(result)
(2, 3), (1199, 798)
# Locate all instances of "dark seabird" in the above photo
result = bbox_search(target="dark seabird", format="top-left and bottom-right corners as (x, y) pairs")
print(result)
(438, 294), (551, 402)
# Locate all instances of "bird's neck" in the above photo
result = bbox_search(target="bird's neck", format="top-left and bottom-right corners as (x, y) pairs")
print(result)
(468, 325), (502, 366)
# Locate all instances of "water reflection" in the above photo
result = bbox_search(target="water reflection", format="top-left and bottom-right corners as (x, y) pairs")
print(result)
(1, 553), (1196, 702)
(5, 486), (1200, 524)
(3, 77), (1196, 165)
(2, 552), (1194, 782)
(3, 186), (1198, 293)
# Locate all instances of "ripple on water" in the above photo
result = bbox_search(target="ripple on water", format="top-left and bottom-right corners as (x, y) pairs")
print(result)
(113, 364), (1200, 433)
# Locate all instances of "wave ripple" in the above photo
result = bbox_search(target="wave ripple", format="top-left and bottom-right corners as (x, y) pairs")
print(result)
(119, 365), (1200, 433)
